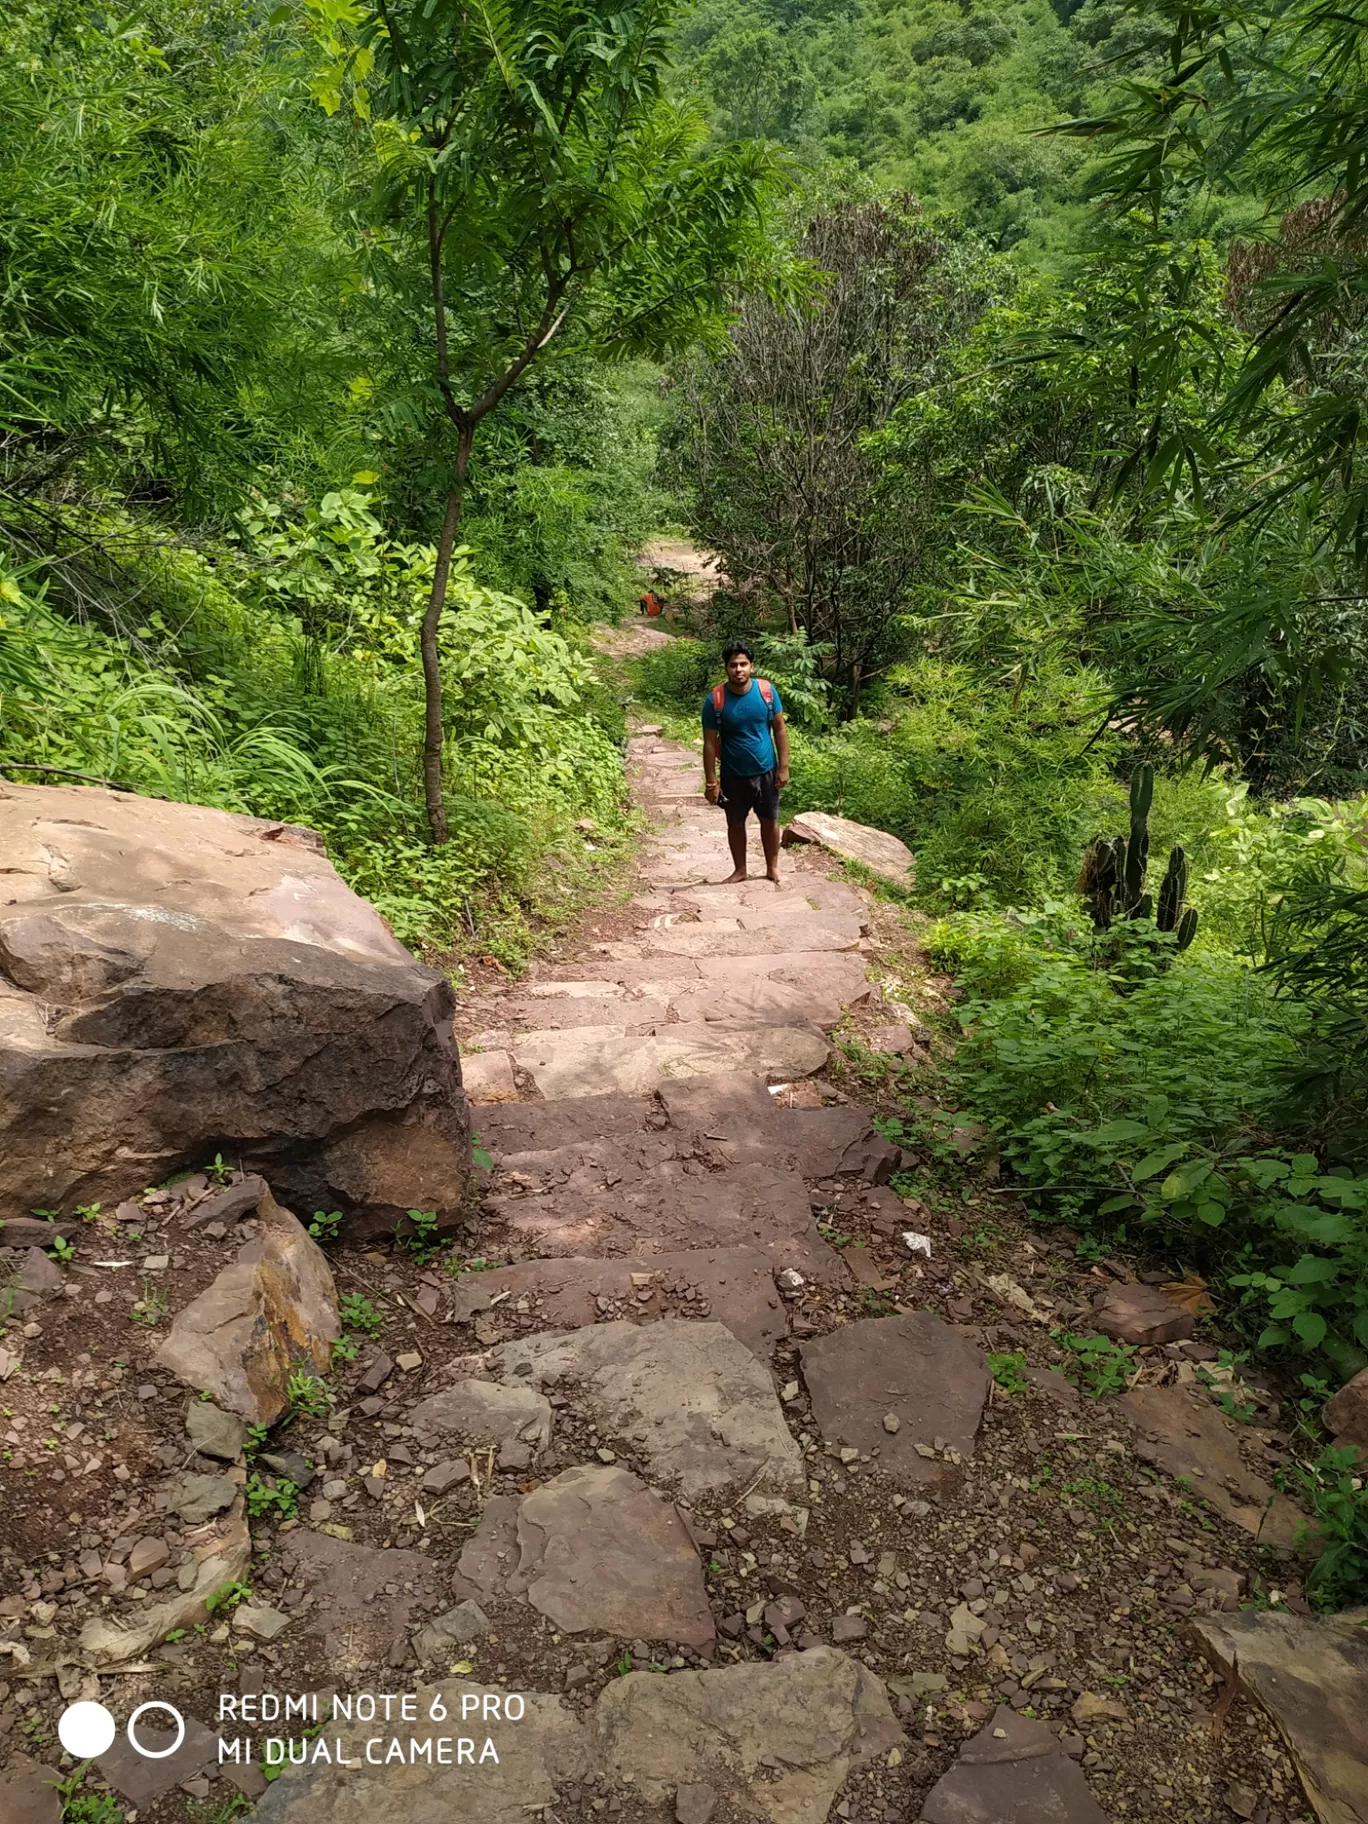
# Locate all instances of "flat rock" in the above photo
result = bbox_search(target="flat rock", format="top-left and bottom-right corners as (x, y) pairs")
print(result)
(96, 1711), (220, 1808)
(1191, 1609), (1368, 1823)
(276, 1530), (446, 1673)
(462, 1050), (520, 1104)
(1323, 1365), (1368, 1451)
(164, 1470), (238, 1523)
(412, 1599), (491, 1664)
(6, 1245), (64, 1297)
(410, 1378), (553, 1453)
(800, 1312), (990, 1484)
(0, 1217), (77, 1250)
(658, 1080), (898, 1181)
(156, 1186), (339, 1423)
(1123, 1384), (1306, 1547)
(251, 1682), (590, 1824)
(185, 1396), (249, 1460)
(81, 1493), (250, 1665)
(784, 811), (914, 889)
(0, 780), (470, 1233)
(1092, 1281), (1195, 1345)
(506, 1464), (714, 1646)
(641, 922), (861, 958)
(481, 1320), (806, 1499)
(868, 1023), (914, 1055)
(483, 1154), (842, 1287)
(234, 1602), (292, 1641)
(475, 1095), (655, 1156)
(0, 1761), (62, 1824)
(596, 1648), (902, 1824)
(920, 1703), (1107, 1823)
(445, 1248), (789, 1361)
(510, 1022), (829, 1099)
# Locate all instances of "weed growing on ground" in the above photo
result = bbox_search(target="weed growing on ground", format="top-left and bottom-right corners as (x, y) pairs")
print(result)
(1292, 1445), (1368, 1609)
(308, 1210), (343, 1241)
(245, 1475), (298, 1520)
(987, 1350), (1030, 1393)
(1053, 1331), (1137, 1397)
(339, 1293), (384, 1334)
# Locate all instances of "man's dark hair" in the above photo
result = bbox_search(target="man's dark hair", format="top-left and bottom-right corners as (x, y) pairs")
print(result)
(721, 640), (754, 663)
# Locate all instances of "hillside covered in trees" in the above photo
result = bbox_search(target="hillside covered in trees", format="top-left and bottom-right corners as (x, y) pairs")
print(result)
(4, 0), (1368, 1611)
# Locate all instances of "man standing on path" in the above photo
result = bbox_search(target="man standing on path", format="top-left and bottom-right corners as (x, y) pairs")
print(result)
(702, 641), (790, 884)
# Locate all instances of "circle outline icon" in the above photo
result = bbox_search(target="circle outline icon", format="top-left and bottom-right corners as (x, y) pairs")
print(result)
(127, 1701), (186, 1758)
(58, 1701), (117, 1760)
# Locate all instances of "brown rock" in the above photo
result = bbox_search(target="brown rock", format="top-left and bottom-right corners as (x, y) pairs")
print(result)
(1191, 1609), (1368, 1824)
(0, 1218), (77, 1251)
(0, 1761), (62, 1824)
(921, 1704), (1107, 1823)
(596, 1648), (902, 1824)
(7, 1247), (63, 1298)
(126, 1535), (170, 1577)
(800, 1312), (990, 1485)
(1323, 1365), (1368, 1451)
(0, 780), (470, 1234)
(443, 1247), (791, 1361)
(831, 1614), (867, 1643)
(410, 1379), (552, 1453)
(81, 1494), (250, 1666)
(675, 1784), (718, 1824)
(869, 1024), (915, 1056)
(420, 1459), (471, 1495)
(276, 1530), (446, 1673)
(506, 1465), (714, 1646)
(783, 811), (915, 889)
(156, 1188), (339, 1423)
(1123, 1384), (1307, 1547)
(98, 1710), (239, 1805)
(1093, 1282), (1195, 1345)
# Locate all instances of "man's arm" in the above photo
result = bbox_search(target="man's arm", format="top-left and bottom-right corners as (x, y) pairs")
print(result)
(703, 728), (721, 803)
(772, 712), (789, 787)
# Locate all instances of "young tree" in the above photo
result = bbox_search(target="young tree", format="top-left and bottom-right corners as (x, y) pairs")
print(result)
(306, 0), (787, 839)
(665, 198), (985, 713)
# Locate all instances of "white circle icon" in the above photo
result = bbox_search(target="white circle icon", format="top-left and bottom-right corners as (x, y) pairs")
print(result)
(127, 1702), (186, 1758)
(58, 1701), (117, 1760)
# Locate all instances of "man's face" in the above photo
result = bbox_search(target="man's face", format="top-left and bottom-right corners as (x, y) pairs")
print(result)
(726, 651), (753, 688)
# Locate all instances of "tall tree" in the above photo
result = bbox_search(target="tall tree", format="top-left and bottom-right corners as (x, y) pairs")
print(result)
(666, 198), (985, 712)
(307, 0), (787, 839)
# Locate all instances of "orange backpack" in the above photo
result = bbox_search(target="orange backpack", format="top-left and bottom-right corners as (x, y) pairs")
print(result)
(711, 678), (776, 718)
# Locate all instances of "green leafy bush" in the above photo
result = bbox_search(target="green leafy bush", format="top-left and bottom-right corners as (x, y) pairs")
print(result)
(1294, 1445), (1368, 1610)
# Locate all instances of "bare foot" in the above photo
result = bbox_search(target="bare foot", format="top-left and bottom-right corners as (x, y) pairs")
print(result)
(765, 871), (782, 886)
(716, 869), (748, 884)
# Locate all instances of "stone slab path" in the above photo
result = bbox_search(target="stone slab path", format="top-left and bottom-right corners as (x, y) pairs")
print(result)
(461, 729), (878, 1103)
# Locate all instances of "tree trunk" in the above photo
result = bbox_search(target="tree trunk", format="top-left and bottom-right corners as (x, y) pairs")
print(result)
(420, 425), (474, 844)
(847, 658), (863, 719)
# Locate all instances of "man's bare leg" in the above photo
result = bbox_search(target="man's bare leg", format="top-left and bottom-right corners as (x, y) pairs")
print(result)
(719, 819), (749, 883)
(760, 817), (781, 883)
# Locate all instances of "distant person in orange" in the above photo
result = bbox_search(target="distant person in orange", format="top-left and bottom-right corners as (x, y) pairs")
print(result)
(638, 589), (664, 617)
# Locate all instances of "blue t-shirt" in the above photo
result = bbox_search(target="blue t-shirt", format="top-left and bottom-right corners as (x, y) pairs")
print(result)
(701, 679), (783, 777)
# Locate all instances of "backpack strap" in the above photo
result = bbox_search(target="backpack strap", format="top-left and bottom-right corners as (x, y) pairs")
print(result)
(712, 679), (776, 719)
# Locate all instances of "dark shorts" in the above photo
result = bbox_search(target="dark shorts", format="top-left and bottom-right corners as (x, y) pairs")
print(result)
(720, 767), (781, 827)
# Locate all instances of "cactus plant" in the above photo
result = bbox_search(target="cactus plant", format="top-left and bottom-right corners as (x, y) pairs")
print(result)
(1079, 769), (1197, 963)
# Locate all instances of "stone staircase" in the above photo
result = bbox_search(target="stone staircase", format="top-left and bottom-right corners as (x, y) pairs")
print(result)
(457, 730), (873, 1103)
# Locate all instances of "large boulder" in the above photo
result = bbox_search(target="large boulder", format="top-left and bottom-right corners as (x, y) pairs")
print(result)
(0, 780), (470, 1234)
(783, 811), (914, 890)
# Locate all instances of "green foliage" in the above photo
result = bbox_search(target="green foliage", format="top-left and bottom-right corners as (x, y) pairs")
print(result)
(63, 1794), (123, 1824)
(987, 1350), (1030, 1392)
(245, 1475), (299, 1520)
(205, 1578), (252, 1614)
(285, 1371), (332, 1417)
(1295, 1445), (1368, 1611)
(308, 1211), (344, 1242)
(339, 1294), (384, 1335)
(1053, 1331), (1137, 1398)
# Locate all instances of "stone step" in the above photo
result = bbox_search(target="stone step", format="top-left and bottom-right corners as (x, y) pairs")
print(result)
(473, 1076), (900, 1182)
(503, 1020), (830, 1100)
(444, 1245), (793, 1361)
(480, 1151), (843, 1286)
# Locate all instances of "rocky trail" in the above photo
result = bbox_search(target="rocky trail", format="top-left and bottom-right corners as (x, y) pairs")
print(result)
(2, 717), (1365, 1824)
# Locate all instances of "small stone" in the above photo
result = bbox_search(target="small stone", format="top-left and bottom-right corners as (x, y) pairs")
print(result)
(1224, 1782), (1258, 1820)
(185, 1399), (248, 1462)
(1071, 1692), (1128, 1726)
(137, 1383), (159, 1401)
(232, 1604), (292, 1642)
(126, 1536), (169, 1577)
(882, 1413), (900, 1434)
(166, 1473), (237, 1525)
(676, 1783), (718, 1824)
(421, 1459), (471, 1495)
(359, 1353), (395, 1393)
(412, 1599), (491, 1662)
(395, 1352), (423, 1373)
(142, 1255), (170, 1271)
(831, 1614), (867, 1643)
